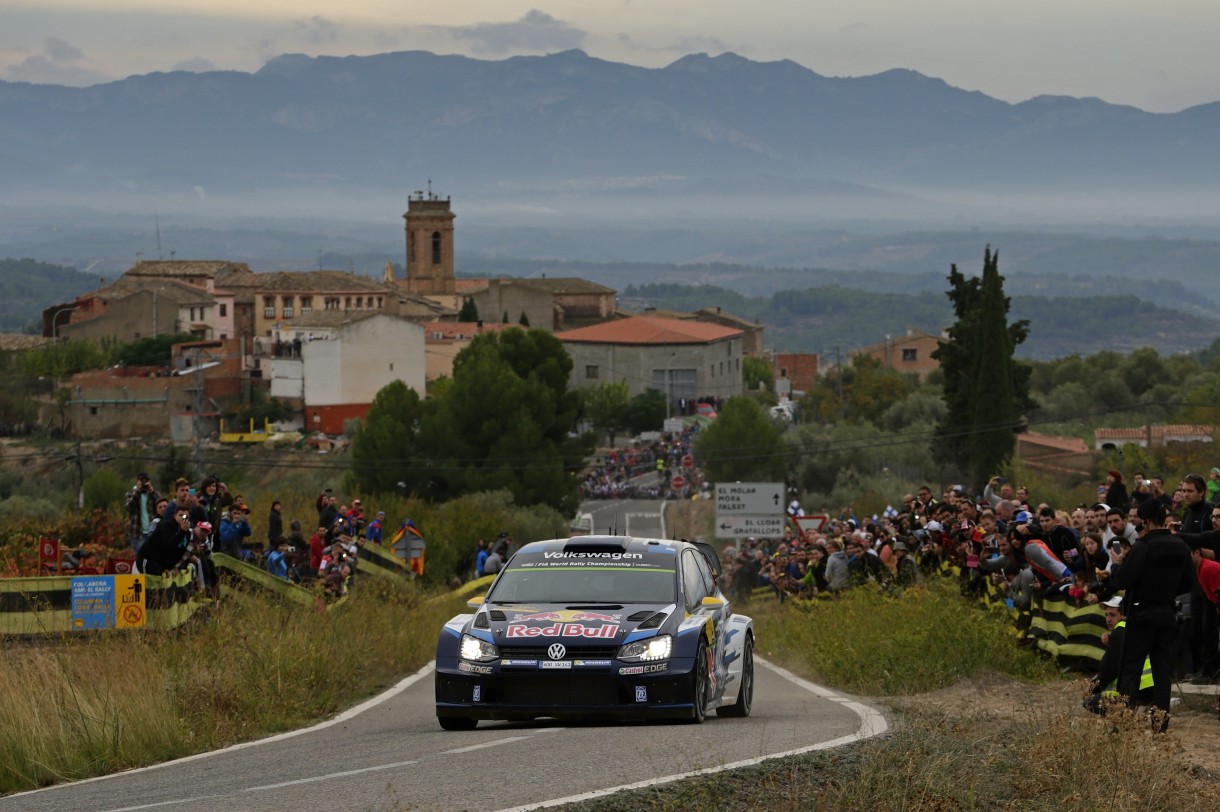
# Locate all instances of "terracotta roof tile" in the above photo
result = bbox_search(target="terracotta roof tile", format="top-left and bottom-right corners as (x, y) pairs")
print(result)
(125, 260), (252, 278)
(1018, 431), (1090, 453)
(555, 315), (742, 345)
(1095, 425), (1215, 441)
(422, 321), (516, 341)
(244, 271), (394, 293)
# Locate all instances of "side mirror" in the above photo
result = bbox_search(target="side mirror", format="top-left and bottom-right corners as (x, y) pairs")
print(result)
(701, 596), (725, 608)
(466, 595), (485, 609)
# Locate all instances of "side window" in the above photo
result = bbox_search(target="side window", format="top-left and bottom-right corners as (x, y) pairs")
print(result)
(694, 552), (716, 597)
(682, 551), (708, 611)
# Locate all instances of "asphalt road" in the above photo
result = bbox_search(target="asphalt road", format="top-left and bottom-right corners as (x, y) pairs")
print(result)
(2, 498), (886, 812)
(581, 498), (667, 540)
(1, 658), (882, 812)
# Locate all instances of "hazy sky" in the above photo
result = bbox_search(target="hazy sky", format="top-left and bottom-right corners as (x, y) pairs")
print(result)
(2, 1), (1218, 113)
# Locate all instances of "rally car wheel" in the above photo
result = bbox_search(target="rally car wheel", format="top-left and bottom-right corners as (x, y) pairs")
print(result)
(717, 635), (753, 718)
(438, 716), (478, 731)
(689, 641), (710, 724)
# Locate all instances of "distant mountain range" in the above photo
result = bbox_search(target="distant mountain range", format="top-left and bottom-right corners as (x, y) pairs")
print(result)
(2, 48), (1218, 220)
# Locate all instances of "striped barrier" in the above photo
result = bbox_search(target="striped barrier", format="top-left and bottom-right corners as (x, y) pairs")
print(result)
(0, 569), (202, 635)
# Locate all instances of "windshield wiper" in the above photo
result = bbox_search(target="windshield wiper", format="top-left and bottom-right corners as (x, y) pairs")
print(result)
(564, 603), (624, 609)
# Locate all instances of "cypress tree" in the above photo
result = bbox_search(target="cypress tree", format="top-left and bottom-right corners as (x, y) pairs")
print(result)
(932, 247), (1031, 487)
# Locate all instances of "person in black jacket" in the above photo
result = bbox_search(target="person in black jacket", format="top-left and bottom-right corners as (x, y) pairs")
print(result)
(137, 507), (193, 576)
(1105, 469), (1130, 514)
(1111, 498), (1196, 727)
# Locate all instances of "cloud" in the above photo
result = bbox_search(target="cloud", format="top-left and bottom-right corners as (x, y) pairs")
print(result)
(662, 35), (733, 55)
(44, 37), (85, 63)
(3, 37), (110, 86)
(171, 57), (218, 73)
(294, 15), (340, 46)
(446, 9), (585, 55)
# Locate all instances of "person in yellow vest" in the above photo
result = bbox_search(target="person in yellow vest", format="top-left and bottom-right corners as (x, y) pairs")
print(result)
(1085, 594), (1154, 714)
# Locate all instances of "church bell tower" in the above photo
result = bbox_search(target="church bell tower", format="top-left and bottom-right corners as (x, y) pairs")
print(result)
(403, 183), (456, 296)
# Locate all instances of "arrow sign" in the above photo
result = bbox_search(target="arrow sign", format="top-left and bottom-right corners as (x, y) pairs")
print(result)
(714, 515), (786, 538)
(714, 482), (784, 515)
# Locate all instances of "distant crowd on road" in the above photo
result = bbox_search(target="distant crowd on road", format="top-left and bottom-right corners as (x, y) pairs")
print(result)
(718, 469), (1220, 729)
(578, 425), (704, 501)
(126, 475), (394, 599)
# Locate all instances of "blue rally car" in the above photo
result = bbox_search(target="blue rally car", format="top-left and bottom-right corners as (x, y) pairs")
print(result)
(435, 536), (755, 730)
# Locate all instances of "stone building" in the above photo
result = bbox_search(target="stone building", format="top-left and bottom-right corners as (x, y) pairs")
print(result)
(556, 315), (745, 413)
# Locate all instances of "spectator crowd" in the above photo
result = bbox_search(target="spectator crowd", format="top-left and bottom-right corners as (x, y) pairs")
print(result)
(717, 470), (1220, 728)
(125, 474), (395, 600)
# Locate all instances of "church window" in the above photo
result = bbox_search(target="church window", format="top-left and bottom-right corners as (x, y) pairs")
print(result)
(432, 231), (442, 264)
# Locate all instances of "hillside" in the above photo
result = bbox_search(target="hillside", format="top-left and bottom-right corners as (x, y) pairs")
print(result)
(623, 283), (1218, 360)
(0, 259), (100, 332)
(1, 49), (1218, 225)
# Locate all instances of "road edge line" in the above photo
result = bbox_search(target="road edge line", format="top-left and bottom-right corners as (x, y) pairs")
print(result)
(491, 655), (888, 812)
(4, 660), (437, 799)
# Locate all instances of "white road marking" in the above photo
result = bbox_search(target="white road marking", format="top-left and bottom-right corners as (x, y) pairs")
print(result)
(441, 735), (535, 754)
(6, 661), (437, 801)
(99, 796), (224, 811)
(241, 759), (421, 791)
(490, 656), (889, 812)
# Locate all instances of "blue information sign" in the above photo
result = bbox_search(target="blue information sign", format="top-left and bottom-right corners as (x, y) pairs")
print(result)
(71, 576), (116, 629)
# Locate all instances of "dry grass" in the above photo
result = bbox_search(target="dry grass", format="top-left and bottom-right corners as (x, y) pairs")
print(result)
(0, 578), (464, 794)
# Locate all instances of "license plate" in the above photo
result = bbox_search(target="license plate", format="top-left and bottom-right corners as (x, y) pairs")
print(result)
(540, 661), (573, 670)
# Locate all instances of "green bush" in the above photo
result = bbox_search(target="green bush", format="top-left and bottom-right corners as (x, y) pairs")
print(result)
(83, 469), (128, 511)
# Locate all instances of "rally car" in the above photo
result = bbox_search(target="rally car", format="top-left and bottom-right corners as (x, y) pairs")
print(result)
(435, 535), (754, 729)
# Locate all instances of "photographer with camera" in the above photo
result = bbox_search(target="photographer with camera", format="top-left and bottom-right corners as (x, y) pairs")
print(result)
(125, 472), (160, 558)
(265, 538), (295, 581)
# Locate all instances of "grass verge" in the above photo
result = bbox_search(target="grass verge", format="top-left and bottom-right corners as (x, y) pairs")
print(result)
(554, 580), (1220, 811)
(752, 580), (1058, 695)
(0, 577), (464, 794)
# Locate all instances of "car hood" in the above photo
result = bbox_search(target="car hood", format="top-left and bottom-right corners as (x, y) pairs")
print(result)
(479, 603), (677, 645)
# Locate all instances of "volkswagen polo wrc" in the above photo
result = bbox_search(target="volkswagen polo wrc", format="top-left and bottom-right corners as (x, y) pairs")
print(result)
(435, 536), (754, 730)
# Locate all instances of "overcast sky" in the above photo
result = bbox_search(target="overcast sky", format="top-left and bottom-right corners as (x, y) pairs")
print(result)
(2, 1), (1218, 113)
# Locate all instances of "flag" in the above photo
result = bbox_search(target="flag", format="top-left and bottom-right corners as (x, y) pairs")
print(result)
(390, 518), (423, 545)
(409, 545), (426, 576)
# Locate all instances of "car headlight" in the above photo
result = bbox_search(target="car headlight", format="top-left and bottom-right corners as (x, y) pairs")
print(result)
(460, 633), (499, 663)
(618, 634), (672, 662)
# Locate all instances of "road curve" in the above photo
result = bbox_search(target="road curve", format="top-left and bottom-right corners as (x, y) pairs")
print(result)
(1, 659), (885, 812)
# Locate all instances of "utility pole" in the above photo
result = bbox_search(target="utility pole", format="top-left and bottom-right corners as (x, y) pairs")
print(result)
(74, 438), (84, 510)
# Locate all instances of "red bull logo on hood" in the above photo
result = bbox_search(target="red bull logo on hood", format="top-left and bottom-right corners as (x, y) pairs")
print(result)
(506, 623), (619, 639)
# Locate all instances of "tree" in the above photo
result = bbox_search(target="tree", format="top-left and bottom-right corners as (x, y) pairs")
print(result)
(931, 247), (1032, 488)
(518, 311), (530, 327)
(582, 380), (630, 443)
(624, 388), (667, 434)
(743, 356), (774, 393)
(116, 333), (195, 366)
(418, 328), (590, 514)
(350, 381), (427, 494)
(695, 397), (787, 484)
(458, 297), (480, 322)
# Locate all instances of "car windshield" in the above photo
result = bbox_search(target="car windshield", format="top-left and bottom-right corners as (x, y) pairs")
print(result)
(490, 562), (677, 604)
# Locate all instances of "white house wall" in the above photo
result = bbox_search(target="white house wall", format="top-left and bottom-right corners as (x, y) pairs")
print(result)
(301, 315), (426, 407)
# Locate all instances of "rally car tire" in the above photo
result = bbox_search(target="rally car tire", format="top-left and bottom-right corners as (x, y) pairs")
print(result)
(438, 716), (478, 731)
(716, 635), (753, 718)
(688, 640), (710, 724)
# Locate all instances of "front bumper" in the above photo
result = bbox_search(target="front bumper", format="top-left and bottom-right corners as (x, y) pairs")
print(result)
(435, 657), (696, 721)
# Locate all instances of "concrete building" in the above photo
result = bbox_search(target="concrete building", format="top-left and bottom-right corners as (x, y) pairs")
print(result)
(261, 312), (426, 435)
(249, 271), (396, 340)
(556, 315), (745, 413)
(1094, 424), (1215, 450)
(1016, 432), (1094, 476)
(66, 339), (243, 440)
(851, 329), (946, 382)
(464, 277), (617, 332)
(421, 320), (516, 383)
